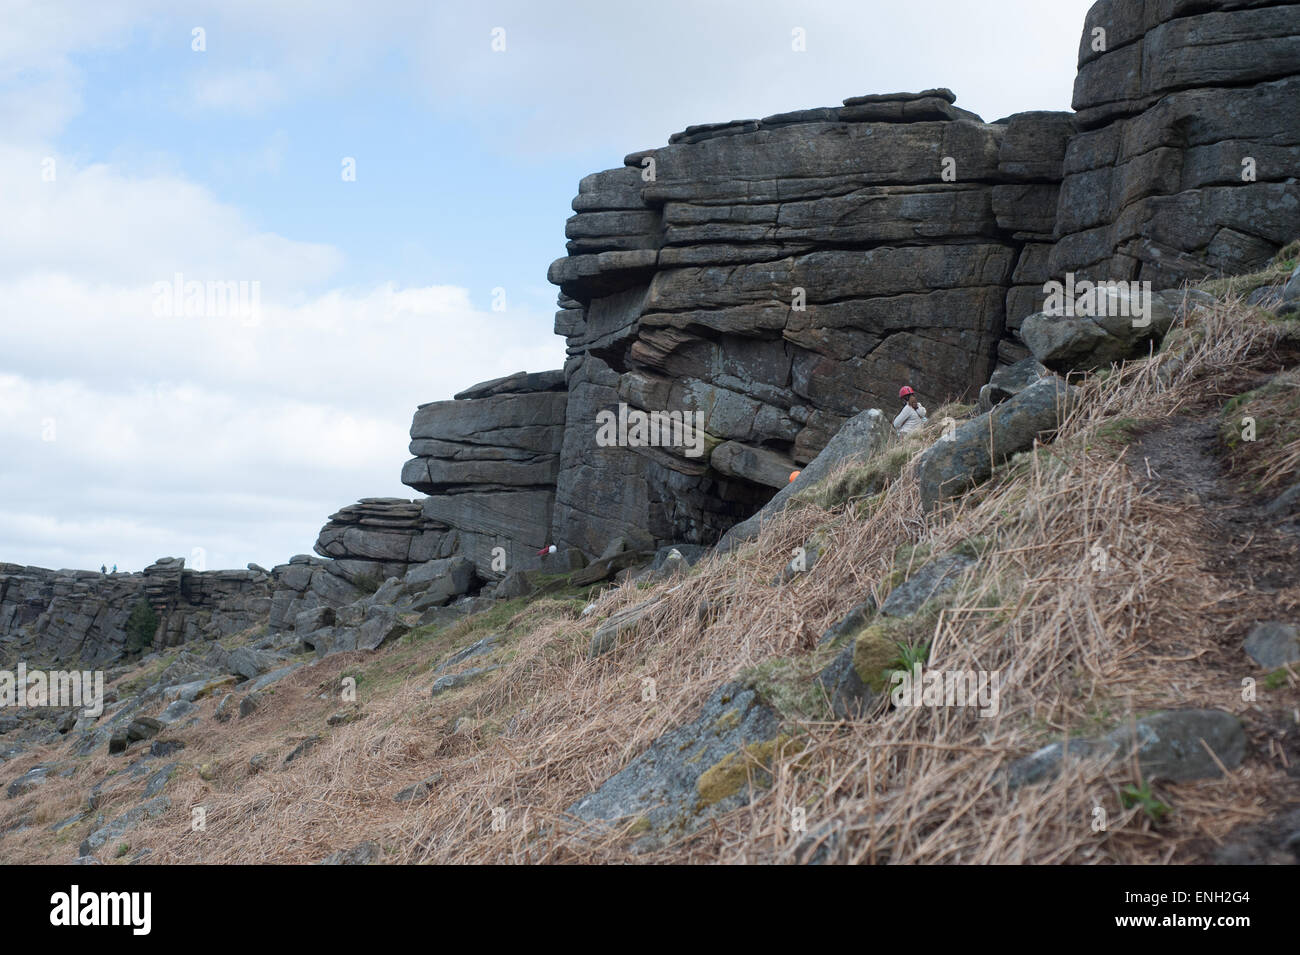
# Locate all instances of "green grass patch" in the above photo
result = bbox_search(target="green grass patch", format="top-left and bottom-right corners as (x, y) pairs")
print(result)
(1199, 239), (1299, 300)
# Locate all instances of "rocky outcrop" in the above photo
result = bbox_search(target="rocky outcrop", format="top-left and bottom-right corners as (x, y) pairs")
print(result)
(0, 560), (271, 668)
(1052, 1), (1300, 289)
(547, 93), (1076, 556)
(400, 370), (567, 576)
(346, 0), (1300, 566)
(916, 377), (1079, 509)
(314, 499), (449, 583)
(8, 0), (1300, 669)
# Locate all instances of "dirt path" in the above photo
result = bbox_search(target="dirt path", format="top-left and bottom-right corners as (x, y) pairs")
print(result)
(1131, 407), (1300, 862)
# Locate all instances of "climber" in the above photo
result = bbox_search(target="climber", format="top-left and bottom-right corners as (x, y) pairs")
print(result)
(893, 385), (927, 435)
(100, 564), (107, 575)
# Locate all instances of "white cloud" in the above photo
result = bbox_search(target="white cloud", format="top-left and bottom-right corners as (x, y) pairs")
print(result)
(190, 67), (285, 113)
(0, 141), (563, 572)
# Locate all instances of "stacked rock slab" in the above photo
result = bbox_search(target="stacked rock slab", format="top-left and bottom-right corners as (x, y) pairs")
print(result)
(314, 498), (449, 584)
(547, 90), (1075, 555)
(399, 370), (568, 575)
(1051, 0), (1300, 288)
(0, 561), (272, 667)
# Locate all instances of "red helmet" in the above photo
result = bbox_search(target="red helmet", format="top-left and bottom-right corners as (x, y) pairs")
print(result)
(899, 386), (915, 398)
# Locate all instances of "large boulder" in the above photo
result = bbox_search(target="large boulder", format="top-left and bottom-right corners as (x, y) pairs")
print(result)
(1020, 284), (1177, 372)
(1006, 709), (1247, 788)
(917, 376), (1078, 510)
(1055, 4), (1300, 288)
(567, 682), (781, 849)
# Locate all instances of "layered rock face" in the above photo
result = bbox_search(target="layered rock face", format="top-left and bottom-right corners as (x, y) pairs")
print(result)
(1051, 0), (1300, 288)
(399, 369), (567, 575)
(545, 91), (1074, 554)
(314, 499), (448, 584)
(0, 560), (271, 667)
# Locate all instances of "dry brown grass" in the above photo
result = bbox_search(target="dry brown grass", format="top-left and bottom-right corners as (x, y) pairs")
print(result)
(2, 297), (1298, 865)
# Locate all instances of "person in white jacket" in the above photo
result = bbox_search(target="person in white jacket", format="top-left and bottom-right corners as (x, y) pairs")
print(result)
(893, 385), (927, 435)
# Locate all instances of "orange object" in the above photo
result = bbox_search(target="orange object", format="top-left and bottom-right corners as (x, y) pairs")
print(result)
(789, 470), (801, 483)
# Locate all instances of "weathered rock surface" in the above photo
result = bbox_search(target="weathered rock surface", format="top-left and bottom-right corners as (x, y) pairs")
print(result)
(567, 682), (781, 848)
(1006, 709), (1247, 788)
(1243, 621), (1300, 670)
(1056, 3), (1300, 289)
(880, 553), (976, 617)
(400, 372), (567, 576)
(314, 499), (448, 579)
(917, 377), (1079, 509)
(0, 559), (271, 668)
(547, 95), (1079, 556)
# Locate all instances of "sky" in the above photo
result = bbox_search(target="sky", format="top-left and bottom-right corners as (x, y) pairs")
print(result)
(0, 0), (1097, 573)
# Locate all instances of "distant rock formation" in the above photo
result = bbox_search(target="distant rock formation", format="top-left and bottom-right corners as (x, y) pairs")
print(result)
(0, 561), (271, 667)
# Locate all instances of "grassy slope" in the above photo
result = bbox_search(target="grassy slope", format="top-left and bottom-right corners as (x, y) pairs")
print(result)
(3, 285), (1300, 864)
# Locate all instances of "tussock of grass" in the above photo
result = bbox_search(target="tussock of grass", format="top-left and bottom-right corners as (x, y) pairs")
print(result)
(1219, 368), (1300, 493)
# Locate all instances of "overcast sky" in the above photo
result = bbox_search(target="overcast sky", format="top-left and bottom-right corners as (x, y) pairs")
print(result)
(0, 0), (1096, 573)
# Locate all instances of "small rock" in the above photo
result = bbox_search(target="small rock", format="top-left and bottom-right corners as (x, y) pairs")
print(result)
(6, 766), (50, 798)
(430, 666), (500, 698)
(432, 634), (503, 675)
(243, 663), (303, 694)
(1264, 481), (1300, 519)
(283, 736), (323, 766)
(143, 762), (179, 798)
(394, 773), (444, 804)
(1243, 622), (1300, 670)
(125, 716), (164, 742)
(1006, 709), (1247, 788)
(590, 596), (661, 657)
(157, 699), (197, 725)
(880, 553), (974, 617)
(213, 693), (235, 722)
(228, 646), (283, 680)
(317, 840), (380, 865)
